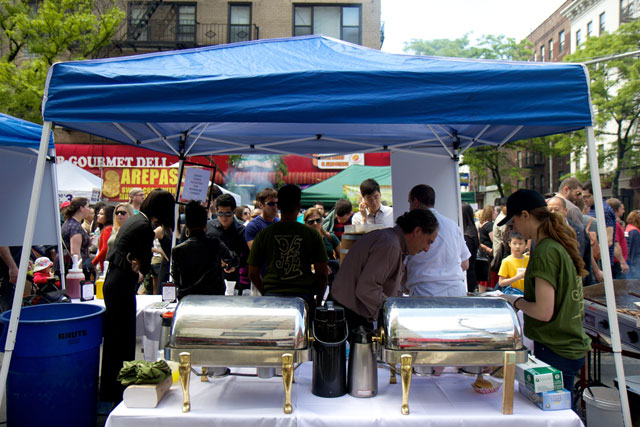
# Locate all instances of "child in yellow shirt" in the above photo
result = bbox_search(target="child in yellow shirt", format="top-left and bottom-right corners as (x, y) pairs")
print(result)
(498, 232), (529, 291)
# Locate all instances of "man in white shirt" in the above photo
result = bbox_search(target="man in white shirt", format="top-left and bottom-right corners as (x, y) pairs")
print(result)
(351, 178), (394, 227)
(405, 184), (470, 296)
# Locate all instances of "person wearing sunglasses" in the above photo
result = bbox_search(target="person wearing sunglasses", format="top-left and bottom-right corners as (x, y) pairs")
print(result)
(206, 194), (251, 294)
(171, 201), (238, 300)
(245, 187), (280, 249)
(248, 185), (328, 312)
(106, 203), (134, 261)
(304, 208), (340, 261)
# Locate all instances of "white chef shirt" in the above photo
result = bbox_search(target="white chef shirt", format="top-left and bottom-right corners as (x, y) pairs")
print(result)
(405, 208), (471, 296)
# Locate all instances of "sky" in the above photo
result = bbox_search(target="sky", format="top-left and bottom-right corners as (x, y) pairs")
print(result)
(381, 0), (567, 54)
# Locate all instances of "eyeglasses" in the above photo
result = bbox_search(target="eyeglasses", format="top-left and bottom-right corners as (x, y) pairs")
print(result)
(217, 211), (234, 217)
(115, 211), (128, 216)
(265, 201), (277, 207)
(306, 218), (322, 225)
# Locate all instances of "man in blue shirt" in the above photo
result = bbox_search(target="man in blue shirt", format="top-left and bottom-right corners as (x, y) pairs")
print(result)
(245, 187), (279, 249)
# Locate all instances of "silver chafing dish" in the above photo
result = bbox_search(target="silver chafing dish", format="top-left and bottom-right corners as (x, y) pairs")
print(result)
(167, 295), (310, 414)
(376, 297), (528, 414)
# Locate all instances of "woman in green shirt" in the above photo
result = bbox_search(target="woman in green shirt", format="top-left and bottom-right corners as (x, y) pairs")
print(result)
(498, 189), (591, 408)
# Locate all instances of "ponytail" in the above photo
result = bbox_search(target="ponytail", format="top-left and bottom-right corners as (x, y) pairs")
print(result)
(530, 207), (588, 277)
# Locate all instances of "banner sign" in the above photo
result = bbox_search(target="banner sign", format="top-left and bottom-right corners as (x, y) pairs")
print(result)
(314, 153), (365, 169)
(101, 167), (179, 201)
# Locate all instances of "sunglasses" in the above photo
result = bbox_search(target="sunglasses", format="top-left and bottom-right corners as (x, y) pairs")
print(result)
(306, 218), (322, 225)
(217, 211), (234, 217)
(265, 201), (277, 207)
(115, 211), (128, 216)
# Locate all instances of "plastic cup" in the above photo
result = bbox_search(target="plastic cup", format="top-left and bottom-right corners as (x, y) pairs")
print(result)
(225, 281), (236, 296)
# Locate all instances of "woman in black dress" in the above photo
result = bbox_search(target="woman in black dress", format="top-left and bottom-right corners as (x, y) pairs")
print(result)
(99, 189), (175, 405)
(476, 205), (495, 292)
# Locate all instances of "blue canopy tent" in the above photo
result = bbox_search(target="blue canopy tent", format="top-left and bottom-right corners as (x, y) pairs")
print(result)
(3, 35), (628, 422)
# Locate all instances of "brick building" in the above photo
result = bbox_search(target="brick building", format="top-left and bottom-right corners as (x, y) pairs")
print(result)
(107, 0), (382, 55)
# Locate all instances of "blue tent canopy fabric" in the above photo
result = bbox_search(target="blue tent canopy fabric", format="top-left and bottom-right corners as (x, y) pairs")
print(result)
(42, 35), (593, 158)
(0, 113), (54, 150)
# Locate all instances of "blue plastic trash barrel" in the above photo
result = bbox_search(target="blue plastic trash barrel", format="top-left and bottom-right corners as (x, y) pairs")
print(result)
(0, 303), (105, 427)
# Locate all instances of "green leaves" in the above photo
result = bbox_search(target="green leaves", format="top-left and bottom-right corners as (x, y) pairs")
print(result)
(0, 0), (124, 121)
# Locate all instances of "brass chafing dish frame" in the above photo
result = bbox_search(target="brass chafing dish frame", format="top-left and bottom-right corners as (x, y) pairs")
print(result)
(167, 295), (312, 414)
(376, 297), (529, 415)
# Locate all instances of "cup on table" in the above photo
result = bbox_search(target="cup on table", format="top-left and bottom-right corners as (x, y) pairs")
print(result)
(225, 280), (236, 296)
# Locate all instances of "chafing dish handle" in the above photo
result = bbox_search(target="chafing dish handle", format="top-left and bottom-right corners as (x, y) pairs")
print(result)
(502, 351), (516, 415)
(401, 354), (412, 415)
(282, 353), (294, 414)
(179, 352), (191, 413)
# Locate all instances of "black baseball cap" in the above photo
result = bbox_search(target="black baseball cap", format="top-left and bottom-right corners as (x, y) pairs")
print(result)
(497, 189), (547, 226)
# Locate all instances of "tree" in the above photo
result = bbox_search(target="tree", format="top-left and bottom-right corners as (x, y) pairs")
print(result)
(564, 20), (640, 196)
(405, 34), (537, 196)
(0, 0), (124, 122)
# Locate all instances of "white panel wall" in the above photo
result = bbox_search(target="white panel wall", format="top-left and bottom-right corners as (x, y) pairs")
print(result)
(0, 148), (59, 246)
(390, 151), (461, 225)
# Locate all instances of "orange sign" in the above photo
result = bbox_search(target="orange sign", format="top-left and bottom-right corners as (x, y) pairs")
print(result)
(102, 167), (179, 201)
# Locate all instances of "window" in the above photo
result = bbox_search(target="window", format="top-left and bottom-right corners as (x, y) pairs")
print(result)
(532, 176), (536, 190)
(294, 5), (361, 45)
(128, 3), (196, 43)
(540, 175), (545, 192)
(548, 39), (553, 60)
(559, 30), (565, 53)
(177, 5), (196, 42)
(587, 21), (593, 37)
(533, 51), (537, 61)
(517, 151), (523, 167)
(229, 3), (251, 43)
(540, 45), (545, 62)
(599, 12), (606, 34)
(525, 177), (529, 188)
(576, 29), (582, 47)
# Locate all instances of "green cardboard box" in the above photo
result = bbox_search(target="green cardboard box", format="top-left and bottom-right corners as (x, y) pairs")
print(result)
(516, 356), (563, 393)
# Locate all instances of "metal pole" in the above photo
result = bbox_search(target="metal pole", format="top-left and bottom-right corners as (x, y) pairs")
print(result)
(585, 125), (632, 426)
(0, 121), (53, 403)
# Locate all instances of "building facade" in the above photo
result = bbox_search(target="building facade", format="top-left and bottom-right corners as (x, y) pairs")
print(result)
(107, 0), (382, 55)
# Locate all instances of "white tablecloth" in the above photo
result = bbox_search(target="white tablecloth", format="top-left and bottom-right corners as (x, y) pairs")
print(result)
(106, 363), (583, 427)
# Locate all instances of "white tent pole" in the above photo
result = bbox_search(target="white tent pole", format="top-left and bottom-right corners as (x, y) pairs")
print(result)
(454, 153), (462, 227)
(0, 121), (53, 404)
(50, 155), (66, 290)
(169, 157), (186, 282)
(585, 125), (631, 426)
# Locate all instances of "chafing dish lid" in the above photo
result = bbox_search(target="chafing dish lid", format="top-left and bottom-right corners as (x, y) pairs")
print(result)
(169, 295), (308, 349)
(380, 297), (523, 351)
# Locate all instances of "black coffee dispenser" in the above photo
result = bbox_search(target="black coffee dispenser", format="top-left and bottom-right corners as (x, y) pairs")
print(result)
(311, 301), (348, 397)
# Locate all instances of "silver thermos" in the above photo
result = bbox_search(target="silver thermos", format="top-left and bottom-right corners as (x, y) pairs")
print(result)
(347, 326), (378, 398)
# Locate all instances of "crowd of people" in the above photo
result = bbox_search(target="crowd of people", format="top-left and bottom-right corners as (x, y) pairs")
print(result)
(1, 173), (639, 412)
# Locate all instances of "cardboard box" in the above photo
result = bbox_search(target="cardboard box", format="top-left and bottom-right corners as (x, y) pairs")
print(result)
(516, 356), (563, 393)
(518, 383), (571, 411)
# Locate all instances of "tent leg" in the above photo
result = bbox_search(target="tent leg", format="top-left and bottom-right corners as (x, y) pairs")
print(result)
(51, 156), (66, 289)
(585, 125), (632, 426)
(454, 153), (462, 227)
(0, 121), (53, 404)
(169, 158), (185, 282)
